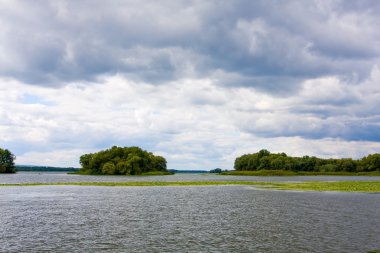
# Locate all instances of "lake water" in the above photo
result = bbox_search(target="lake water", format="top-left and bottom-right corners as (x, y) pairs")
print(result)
(1, 173), (379, 252)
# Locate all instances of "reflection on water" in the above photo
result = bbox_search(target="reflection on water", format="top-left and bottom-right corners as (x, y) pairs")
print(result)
(0, 185), (379, 252)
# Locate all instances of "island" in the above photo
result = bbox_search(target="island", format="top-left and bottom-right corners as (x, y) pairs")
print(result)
(223, 149), (380, 176)
(78, 146), (171, 175)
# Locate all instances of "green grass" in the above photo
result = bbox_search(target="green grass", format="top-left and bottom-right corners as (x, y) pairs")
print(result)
(220, 170), (380, 176)
(258, 181), (380, 192)
(0, 181), (379, 192)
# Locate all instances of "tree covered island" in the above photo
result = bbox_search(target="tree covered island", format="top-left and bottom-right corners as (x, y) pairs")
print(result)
(233, 149), (380, 173)
(79, 146), (169, 175)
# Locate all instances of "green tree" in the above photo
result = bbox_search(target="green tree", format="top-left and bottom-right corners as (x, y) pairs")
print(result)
(79, 154), (93, 171)
(247, 154), (260, 170)
(152, 156), (167, 171)
(358, 154), (380, 171)
(258, 156), (271, 170)
(0, 148), (16, 173)
(129, 155), (142, 175)
(336, 158), (357, 172)
(79, 146), (167, 175)
(258, 149), (270, 158)
(319, 164), (338, 172)
(270, 156), (286, 170)
(210, 168), (222, 173)
(102, 162), (116, 175)
(233, 150), (379, 173)
(116, 161), (132, 175)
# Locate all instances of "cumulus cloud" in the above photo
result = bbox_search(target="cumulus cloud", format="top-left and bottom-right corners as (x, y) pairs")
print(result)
(2, 70), (380, 168)
(1, 0), (380, 168)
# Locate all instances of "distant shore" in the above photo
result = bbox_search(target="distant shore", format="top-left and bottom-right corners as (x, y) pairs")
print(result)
(16, 165), (79, 172)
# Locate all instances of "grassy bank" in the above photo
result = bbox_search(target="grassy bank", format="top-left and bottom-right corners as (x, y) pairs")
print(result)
(220, 170), (380, 176)
(1, 181), (379, 192)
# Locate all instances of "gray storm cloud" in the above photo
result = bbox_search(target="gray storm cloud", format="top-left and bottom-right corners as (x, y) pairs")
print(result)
(1, 0), (379, 89)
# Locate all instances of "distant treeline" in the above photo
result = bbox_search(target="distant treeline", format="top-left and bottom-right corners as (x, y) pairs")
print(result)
(209, 168), (229, 173)
(16, 166), (79, 172)
(235, 149), (380, 172)
(79, 146), (167, 175)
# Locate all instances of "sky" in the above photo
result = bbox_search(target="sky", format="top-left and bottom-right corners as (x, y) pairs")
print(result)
(1, 0), (380, 170)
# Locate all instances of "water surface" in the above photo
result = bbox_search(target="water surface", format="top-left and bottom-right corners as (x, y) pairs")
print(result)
(1, 173), (379, 252)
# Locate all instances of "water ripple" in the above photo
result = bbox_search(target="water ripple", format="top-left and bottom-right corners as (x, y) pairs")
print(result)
(0, 186), (379, 252)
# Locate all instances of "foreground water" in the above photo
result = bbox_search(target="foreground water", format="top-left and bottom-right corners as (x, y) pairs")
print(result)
(1, 173), (379, 252)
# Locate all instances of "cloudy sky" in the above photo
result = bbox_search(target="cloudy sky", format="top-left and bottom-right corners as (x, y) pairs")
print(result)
(1, 0), (380, 169)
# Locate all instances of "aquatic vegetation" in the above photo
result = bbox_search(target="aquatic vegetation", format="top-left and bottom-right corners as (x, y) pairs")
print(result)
(263, 181), (380, 193)
(1, 181), (379, 193)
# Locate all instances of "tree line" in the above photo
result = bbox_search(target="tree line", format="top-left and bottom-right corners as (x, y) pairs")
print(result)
(16, 165), (79, 172)
(3, 146), (380, 174)
(234, 149), (380, 172)
(79, 146), (167, 175)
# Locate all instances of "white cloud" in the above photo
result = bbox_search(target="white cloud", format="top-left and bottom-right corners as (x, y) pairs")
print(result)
(2, 70), (380, 169)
